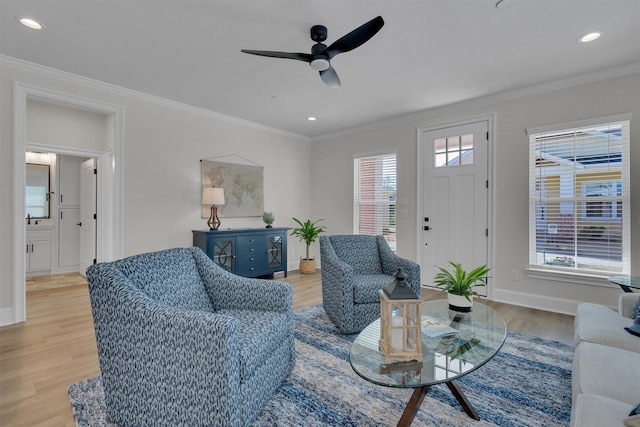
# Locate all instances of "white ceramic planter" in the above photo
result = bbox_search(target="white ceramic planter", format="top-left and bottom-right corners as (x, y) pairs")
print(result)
(447, 293), (473, 312)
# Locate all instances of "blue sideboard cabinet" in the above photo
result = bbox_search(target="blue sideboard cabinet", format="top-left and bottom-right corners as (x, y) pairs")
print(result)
(193, 227), (288, 278)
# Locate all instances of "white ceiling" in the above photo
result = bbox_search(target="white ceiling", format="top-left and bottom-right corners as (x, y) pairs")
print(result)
(2, 0), (639, 138)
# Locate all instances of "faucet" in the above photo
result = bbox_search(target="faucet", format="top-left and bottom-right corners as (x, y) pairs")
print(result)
(27, 214), (31, 225)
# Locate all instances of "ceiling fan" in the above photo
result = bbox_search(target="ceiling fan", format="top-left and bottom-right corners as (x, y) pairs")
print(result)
(241, 16), (384, 88)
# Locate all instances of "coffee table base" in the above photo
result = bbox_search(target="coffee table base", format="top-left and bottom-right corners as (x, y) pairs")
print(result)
(397, 380), (480, 427)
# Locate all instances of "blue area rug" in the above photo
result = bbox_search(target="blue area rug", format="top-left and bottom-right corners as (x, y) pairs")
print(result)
(69, 305), (572, 426)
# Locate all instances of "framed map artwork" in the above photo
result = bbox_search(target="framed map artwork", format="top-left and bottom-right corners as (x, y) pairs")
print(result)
(201, 159), (264, 218)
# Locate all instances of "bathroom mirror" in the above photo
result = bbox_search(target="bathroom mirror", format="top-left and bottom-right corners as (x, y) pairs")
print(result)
(26, 163), (51, 219)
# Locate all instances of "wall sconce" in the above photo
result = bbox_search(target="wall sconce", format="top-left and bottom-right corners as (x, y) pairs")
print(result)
(379, 268), (423, 362)
(203, 186), (225, 230)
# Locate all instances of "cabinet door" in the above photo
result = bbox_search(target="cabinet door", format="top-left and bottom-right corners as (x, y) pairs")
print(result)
(266, 233), (285, 269)
(58, 155), (83, 206)
(209, 237), (234, 273)
(29, 240), (51, 270)
(59, 208), (80, 267)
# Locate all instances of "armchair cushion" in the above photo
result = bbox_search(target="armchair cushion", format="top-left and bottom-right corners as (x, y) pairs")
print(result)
(353, 274), (396, 304)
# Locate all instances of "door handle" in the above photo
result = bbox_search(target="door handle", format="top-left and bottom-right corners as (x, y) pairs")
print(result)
(77, 222), (82, 226)
(423, 226), (431, 231)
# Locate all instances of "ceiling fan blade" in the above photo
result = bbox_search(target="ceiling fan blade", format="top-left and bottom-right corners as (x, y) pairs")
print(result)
(325, 16), (384, 59)
(319, 66), (341, 88)
(241, 50), (312, 63)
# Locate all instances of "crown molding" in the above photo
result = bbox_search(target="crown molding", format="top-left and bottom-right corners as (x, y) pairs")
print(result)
(0, 55), (309, 142)
(312, 62), (640, 142)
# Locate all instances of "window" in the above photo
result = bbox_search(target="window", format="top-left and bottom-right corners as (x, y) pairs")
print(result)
(434, 133), (474, 167)
(528, 115), (630, 275)
(354, 153), (397, 249)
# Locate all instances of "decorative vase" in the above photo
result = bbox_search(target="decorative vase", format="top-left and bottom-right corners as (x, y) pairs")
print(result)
(299, 258), (316, 274)
(262, 211), (274, 228)
(447, 293), (473, 312)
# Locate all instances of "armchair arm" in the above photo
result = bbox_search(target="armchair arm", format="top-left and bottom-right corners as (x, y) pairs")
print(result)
(319, 237), (355, 315)
(192, 247), (292, 313)
(376, 236), (421, 293)
(319, 236), (355, 294)
(87, 264), (242, 425)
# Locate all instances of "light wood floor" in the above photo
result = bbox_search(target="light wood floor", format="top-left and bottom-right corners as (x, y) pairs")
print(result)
(0, 271), (574, 427)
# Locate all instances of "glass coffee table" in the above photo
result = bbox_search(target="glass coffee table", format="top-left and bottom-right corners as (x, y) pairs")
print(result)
(608, 276), (640, 293)
(349, 299), (507, 427)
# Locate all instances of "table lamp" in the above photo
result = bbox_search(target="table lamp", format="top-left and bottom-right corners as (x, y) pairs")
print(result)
(203, 186), (225, 230)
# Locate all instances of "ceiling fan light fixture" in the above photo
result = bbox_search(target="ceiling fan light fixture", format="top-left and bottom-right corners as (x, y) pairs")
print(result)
(18, 17), (42, 30)
(578, 31), (602, 43)
(310, 58), (330, 71)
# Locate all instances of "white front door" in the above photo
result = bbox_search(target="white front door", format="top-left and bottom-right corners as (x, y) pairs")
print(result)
(79, 159), (97, 276)
(419, 120), (489, 295)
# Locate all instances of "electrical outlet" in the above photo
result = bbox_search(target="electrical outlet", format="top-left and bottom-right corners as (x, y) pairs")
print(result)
(511, 269), (519, 281)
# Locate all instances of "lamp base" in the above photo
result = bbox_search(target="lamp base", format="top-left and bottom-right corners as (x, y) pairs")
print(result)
(207, 205), (221, 231)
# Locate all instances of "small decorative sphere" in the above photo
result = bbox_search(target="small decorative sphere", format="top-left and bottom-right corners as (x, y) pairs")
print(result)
(262, 211), (275, 228)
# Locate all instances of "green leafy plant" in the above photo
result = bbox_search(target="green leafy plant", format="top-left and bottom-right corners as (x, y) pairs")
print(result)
(290, 218), (326, 261)
(433, 261), (490, 302)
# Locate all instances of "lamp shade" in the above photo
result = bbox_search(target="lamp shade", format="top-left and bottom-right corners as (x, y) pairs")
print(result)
(203, 187), (225, 205)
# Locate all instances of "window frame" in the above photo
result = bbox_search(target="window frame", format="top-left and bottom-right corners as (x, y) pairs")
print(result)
(526, 114), (631, 283)
(353, 151), (397, 250)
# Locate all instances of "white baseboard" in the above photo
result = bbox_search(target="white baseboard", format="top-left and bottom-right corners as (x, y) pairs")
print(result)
(0, 307), (17, 327)
(491, 288), (583, 316)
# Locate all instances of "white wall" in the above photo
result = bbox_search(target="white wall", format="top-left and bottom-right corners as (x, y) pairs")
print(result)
(27, 99), (109, 151)
(311, 72), (640, 314)
(0, 60), (312, 321)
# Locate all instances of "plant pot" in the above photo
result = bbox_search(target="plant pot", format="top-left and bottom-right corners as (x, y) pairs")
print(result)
(299, 258), (316, 274)
(447, 293), (473, 312)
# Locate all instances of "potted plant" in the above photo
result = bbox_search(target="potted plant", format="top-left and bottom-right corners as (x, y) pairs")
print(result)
(433, 261), (489, 312)
(290, 217), (325, 274)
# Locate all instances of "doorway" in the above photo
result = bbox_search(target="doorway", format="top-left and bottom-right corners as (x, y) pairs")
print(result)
(417, 117), (493, 295)
(12, 82), (124, 325)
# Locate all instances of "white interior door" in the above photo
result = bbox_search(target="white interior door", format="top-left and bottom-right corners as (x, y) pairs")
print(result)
(420, 121), (489, 295)
(79, 159), (96, 276)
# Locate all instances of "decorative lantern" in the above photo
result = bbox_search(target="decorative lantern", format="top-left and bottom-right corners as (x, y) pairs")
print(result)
(379, 268), (423, 362)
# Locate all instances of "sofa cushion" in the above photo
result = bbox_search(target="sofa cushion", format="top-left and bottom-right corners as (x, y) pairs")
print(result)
(570, 393), (635, 427)
(353, 274), (395, 304)
(114, 248), (214, 312)
(217, 309), (291, 382)
(574, 303), (639, 353)
(573, 342), (640, 406)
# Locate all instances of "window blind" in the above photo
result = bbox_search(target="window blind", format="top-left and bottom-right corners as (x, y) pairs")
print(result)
(354, 153), (397, 249)
(528, 117), (630, 275)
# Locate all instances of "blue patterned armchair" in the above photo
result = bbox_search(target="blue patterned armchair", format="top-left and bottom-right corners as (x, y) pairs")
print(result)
(86, 247), (295, 427)
(319, 235), (421, 334)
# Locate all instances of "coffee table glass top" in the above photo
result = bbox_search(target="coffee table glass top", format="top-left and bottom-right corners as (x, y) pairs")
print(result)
(608, 276), (640, 292)
(349, 300), (507, 388)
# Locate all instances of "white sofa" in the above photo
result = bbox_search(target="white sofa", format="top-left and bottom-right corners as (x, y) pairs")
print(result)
(572, 293), (640, 427)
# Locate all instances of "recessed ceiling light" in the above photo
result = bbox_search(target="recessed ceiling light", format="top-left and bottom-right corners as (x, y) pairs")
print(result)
(18, 17), (43, 30)
(307, 117), (317, 121)
(578, 32), (602, 43)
